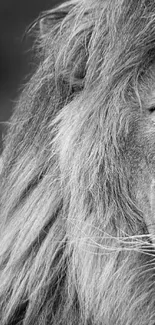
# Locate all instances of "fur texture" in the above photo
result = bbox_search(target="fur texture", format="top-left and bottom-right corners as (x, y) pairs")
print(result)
(1, 0), (155, 324)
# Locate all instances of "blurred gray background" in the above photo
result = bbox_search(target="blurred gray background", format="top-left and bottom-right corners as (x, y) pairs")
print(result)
(0, 0), (63, 153)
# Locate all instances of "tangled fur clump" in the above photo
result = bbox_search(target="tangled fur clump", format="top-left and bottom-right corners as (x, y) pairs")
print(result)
(1, 0), (155, 324)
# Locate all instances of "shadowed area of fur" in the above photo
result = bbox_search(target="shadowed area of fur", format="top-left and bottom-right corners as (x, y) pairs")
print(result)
(1, 0), (155, 324)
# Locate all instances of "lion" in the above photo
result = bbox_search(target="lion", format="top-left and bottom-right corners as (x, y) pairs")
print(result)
(1, 0), (155, 324)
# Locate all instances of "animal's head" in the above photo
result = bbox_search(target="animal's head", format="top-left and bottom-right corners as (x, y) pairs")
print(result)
(1, 0), (155, 324)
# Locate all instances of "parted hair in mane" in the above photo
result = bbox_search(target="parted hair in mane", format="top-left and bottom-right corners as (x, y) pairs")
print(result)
(1, 0), (155, 324)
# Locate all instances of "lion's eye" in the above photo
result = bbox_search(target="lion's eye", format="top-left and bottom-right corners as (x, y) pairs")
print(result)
(148, 106), (155, 113)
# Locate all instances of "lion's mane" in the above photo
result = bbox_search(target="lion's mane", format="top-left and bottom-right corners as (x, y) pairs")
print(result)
(1, 0), (155, 324)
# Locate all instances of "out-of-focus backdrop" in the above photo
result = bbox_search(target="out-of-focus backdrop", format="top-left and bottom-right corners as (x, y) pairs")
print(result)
(0, 0), (62, 152)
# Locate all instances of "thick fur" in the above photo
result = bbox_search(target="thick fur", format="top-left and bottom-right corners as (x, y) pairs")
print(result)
(1, 0), (155, 324)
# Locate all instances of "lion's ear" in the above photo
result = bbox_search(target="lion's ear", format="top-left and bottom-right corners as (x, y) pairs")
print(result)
(39, 16), (54, 37)
(39, 9), (70, 37)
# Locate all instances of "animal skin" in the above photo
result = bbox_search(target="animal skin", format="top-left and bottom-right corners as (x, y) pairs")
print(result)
(1, 0), (155, 324)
